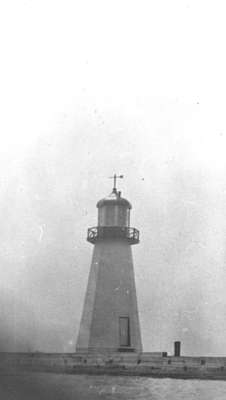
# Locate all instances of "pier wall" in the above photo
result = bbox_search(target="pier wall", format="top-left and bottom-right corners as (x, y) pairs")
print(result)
(1, 352), (226, 380)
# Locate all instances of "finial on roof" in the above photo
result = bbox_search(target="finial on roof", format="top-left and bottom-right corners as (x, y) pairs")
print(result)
(109, 174), (124, 193)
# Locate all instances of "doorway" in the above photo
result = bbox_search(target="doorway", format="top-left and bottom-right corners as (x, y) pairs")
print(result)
(119, 317), (130, 347)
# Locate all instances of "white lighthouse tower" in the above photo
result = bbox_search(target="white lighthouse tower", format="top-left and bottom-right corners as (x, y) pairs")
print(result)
(76, 175), (142, 353)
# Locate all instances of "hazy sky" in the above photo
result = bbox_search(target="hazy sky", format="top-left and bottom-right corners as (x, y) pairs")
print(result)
(1, 0), (226, 356)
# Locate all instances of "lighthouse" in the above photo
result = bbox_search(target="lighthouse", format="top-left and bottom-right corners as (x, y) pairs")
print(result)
(76, 175), (142, 353)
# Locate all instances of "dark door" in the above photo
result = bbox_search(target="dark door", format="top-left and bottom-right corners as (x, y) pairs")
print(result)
(119, 317), (130, 347)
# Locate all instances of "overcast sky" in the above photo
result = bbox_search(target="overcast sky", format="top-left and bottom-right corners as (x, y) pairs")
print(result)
(1, 0), (226, 356)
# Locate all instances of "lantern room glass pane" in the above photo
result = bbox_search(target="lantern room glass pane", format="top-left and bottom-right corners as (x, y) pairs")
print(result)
(118, 206), (128, 227)
(105, 205), (115, 226)
(98, 207), (105, 226)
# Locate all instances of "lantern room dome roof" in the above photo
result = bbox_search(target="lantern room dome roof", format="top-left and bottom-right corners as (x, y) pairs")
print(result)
(96, 189), (132, 209)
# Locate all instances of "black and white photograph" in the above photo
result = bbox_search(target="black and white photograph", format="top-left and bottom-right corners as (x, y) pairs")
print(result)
(1, 0), (226, 398)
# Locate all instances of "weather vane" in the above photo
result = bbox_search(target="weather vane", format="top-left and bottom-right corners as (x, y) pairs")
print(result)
(109, 174), (124, 191)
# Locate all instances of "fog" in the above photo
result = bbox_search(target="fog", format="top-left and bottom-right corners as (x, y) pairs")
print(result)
(1, 0), (226, 356)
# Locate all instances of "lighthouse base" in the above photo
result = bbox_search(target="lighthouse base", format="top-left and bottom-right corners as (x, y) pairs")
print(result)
(76, 347), (136, 354)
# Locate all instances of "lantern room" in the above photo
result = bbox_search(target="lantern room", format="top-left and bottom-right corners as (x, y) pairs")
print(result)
(87, 183), (139, 245)
(97, 188), (131, 227)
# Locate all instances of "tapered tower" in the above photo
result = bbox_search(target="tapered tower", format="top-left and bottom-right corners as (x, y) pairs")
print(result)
(76, 175), (142, 353)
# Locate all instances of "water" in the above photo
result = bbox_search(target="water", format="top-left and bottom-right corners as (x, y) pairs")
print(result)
(1, 373), (226, 400)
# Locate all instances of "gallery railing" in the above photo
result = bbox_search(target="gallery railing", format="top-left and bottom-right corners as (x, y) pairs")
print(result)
(87, 226), (139, 245)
